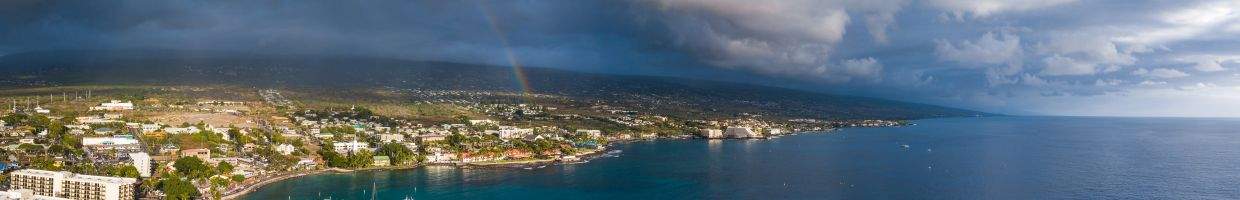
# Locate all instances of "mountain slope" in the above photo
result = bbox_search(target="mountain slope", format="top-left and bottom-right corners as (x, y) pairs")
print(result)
(0, 50), (986, 120)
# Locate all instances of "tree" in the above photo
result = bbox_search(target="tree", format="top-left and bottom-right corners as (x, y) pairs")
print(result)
(159, 175), (199, 200)
(210, 176), (231, 188)
(376, 143), (415, 165)
(347, 150), (375, 168)
(112, 165), (141, 178)
(216, 162), (234, 175)
(173, 157), (212, 179)
(318, 149), (348, 168)
(230, 174), (246, 183)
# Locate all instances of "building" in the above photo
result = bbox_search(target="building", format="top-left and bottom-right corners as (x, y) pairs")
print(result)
(377, 134), (405, 143)
(333, 140), (370, 154)
(89, 100), (134, 111)
(180, 148), (211, 161)
(138, 124), (161, 134)
(372, 156), (390, 167)
(768, 128), (784, 135)
(81, 136), (142, 151)
(467, 119), (496, 126)
(9, 169), (136, 200)
(491, 126), (533, 139)
(700, 129), (724, 139)
(0, 188), (70, 200)
(417, 134), (447, 143)
(576, 130), (603, 138)
(33, 106), (50, 114)
(274, 144), (295, 155)
(163, 127), (200, 134)
(127, 153), (151, 178)
(724, 127), (760, 138)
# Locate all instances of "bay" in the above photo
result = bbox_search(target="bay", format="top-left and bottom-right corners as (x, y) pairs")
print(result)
(242, 116), (1240, 199)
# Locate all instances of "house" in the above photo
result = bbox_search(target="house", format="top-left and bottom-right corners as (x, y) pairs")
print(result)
(426, 151), (457, 163)
(377, 134), (405, 143)
(372, 156), (390, 167)
(90, 100), (134, 111)
(163, 127), (201, 134)
(724, 127), (760, 138)
(102, 113), (123, 119)
(768, 128), (784, 135)
(467, 119), (496, 125)
(180, 148), (211, 161)
(333, 140), (370, 154)
(576, 129), (603, 138)
(700, 129), (724, 139)
(490, 126), (533, 139)
(32, 106), (50, 114)
(503, 149), (531, 159)
(417, 134), (447, 143)
(139, 124), (161, 133)
(275, 144), (296, 155)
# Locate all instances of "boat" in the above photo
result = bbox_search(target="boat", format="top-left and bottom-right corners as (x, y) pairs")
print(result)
(900, 144), (911, 149)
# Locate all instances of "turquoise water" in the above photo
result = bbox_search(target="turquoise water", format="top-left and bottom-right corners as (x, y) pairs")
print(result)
(242, 117), (1240, 199)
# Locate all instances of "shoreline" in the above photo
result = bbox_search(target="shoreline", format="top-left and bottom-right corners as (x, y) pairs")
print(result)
(224, 130), (840, 199)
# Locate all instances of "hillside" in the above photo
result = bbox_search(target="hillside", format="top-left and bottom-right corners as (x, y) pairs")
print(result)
(0, 50), (986, 120)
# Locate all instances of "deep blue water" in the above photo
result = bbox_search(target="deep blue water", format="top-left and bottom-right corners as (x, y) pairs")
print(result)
(242, 117), (1240, 199)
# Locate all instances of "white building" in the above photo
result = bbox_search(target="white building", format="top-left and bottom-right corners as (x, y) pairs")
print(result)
(333, 140), (370, 154)
(576, 130), (603, 138)
(724, 127), (761, 138)
(700, 129), (724, 139)
(0, 188), (70, 200)
(163, 127), (200, 134)
(275, 144), (295, 155)
(82, 137), (140, 146)
(89, 100), (134, 111)
(9, 169), (136, 200)
(127, 153), (151, 177)
(491, 126), (533, 139)
(33, 106), (50, 114)
(139, 124), (161, 134)
(377, 134), (405, 143)
(82, 137), (141, 151)
(467, 119), (496, 125)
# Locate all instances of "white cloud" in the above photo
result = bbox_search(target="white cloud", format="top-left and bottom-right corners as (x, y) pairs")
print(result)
(839, 57), (884, 78)
(1040, 54), (1096, 76)
(1139, 80), (1168, 86)
(1020, 73), (1047, 86)
(1094, 79), (1122, 86)
(1133, 68), (1190, 79)
(1178, 82), (1219, 91)
(1177, 55), (1236, 72)
(1114, 1), (1240, 51)
(935, 32), (1024, 75)
(642, 0), (911, 81)
(926, 0), (1078, 19)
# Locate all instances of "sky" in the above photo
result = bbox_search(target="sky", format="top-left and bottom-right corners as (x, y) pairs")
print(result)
(1, 0), (1239, 117)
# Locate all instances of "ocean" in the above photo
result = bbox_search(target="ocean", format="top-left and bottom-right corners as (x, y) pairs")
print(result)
(242, 116), (1240, 199)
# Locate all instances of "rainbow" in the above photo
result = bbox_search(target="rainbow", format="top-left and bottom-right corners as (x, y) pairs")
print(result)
(477, 1), (534, 99)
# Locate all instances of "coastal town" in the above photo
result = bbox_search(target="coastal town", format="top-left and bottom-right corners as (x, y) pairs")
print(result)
(0, 87), (904, 200)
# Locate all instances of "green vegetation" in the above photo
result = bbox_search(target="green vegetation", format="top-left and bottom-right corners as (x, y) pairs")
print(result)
(317, 148), (374, 168)
(376, 143), (416, 165)
(173, 157), (213, 179)
(158, 173), (200, 200)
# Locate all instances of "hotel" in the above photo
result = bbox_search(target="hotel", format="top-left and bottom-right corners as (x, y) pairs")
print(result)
(9, 169), (136, 200)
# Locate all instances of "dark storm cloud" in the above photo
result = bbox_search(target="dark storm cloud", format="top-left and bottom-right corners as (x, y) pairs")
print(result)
(2, 0), (1240, 116)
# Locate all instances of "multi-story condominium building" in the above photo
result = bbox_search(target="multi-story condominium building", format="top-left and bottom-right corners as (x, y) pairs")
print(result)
(9, 169), (136, 200)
